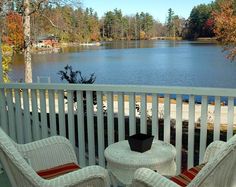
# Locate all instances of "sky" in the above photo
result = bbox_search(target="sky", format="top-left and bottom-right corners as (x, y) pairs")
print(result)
(82, 0), (213, 23)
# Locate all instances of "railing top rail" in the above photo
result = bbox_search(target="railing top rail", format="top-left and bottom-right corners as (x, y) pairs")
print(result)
(1, 83), (236, 97)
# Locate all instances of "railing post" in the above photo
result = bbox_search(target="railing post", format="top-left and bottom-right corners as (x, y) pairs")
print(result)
(0, 34), (3, 174)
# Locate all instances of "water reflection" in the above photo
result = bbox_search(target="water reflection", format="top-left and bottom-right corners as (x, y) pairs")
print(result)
(10, 40), (236, 89)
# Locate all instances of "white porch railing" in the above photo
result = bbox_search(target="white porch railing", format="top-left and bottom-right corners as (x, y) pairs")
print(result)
(0, 83), (236, 174)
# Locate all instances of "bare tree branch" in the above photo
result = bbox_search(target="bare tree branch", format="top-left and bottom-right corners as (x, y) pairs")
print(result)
(29, 0), (48, 15)
(40, 13), (60, 29)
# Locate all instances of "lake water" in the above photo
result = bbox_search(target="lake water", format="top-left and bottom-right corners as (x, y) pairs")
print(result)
(11, 40), (236, 88)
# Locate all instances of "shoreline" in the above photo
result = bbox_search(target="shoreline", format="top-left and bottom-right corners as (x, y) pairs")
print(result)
(31, 37), (218, 53)
(108, 95), (236, 128)
(112, 95), (226, 106)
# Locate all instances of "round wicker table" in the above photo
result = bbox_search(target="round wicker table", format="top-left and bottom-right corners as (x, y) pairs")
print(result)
(104, 139), (176, 186)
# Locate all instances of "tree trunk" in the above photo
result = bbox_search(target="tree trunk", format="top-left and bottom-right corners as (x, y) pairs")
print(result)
(23, 0), (32, 83)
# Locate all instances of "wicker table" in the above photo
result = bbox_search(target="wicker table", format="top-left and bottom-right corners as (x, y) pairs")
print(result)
(104, 139), (176, 186)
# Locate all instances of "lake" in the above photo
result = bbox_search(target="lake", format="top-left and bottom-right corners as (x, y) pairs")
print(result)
(11, 40), (236, 88)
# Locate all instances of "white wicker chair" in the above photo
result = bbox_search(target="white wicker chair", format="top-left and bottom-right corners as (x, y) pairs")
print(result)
(132, 134), (236, 187)
(0, 128), (110, 187)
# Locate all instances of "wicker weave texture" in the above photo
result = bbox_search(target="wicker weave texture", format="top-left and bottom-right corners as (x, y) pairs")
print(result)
(0, 128), (110, 187)
(132, 135), (236, 187)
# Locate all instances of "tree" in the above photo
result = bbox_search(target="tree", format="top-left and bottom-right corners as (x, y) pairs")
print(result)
(103, 11), (114, 39)
(186, 3), (214, 39)
(23, 0), (32, 83)
(0, 0), (14, 82)
(22, 0), (79, 83)
(166, 8), (174, 37)
(102, 10), (155, 40)
(113, 9), (123, 39)
(58, 65), (96, 111)
(2, 11), (24, 51)
(172, 16), (185, 37)
(0, 10), (23, 82)
(151, 20), (167, 37)
(85, 8), (100, 41)
(103, 9), (126, 40)
(213, 0), (236, 61)
(1, 44), (13, 82)
(141, 12), (154, 38)
(132, 12), (154, 39)
(58, 65), (96, 84)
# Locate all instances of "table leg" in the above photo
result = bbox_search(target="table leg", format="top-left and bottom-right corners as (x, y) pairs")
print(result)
(109, 170), (128, 187)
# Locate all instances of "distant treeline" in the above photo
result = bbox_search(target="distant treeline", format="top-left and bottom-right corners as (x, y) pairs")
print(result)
(1, 0), (236, 47)
(30, 7), (167, 42)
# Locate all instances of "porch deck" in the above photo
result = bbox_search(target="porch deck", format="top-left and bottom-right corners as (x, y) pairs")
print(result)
(0, 83), (236, 186)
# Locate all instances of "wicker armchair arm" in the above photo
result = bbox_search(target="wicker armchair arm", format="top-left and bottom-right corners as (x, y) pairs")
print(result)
(15, 136), (78, 171)
(42, 165), (110, 187)
(132, 168), (180, 187)
(203, 140), (226, 163)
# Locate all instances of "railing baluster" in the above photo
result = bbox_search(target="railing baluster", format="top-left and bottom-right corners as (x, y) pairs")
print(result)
(188, 95), (195, 169)
(31, 89), (40, 140)
(214, 96), (221, 141)
(140, 93), (147, 134)
(58, 90), (66, 137)
(48, 90), (56, 136)
(3, 83), (236, 170)
(199, 96), (208, 163)
(76, 91), (86, 167)
(129, 93), (136, 136)
(6, 89), (16, 141)
(67, 90), (75, 147)
(164, 94), (170, 142)
(39, 90), (48, 138)
(176, 94), (182, 174)
(97, 91), (105, 167)
(152, 94), (158, 138)
(107, 92), (114, 145)
(23, 89), (32, 143)
(14, 89), (24, 143)
(86, 91), (95, 165)
(118, 93), (125, 141)
(0, 89), (8, 133)
(227, 97), (234, 140)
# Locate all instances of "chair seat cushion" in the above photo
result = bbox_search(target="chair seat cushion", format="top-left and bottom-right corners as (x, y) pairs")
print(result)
(170, 163), (206, 186)
(37, 162), (80, 179)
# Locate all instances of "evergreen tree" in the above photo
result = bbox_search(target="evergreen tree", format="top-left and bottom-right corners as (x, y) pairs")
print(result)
(166, 8), (174, 37)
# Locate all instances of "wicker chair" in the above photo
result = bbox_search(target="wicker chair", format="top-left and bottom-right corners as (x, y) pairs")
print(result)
(0, 128), (110, 187)
(132, 134), (236, 187)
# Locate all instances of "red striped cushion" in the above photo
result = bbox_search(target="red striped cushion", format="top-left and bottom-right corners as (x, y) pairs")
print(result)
(170, 163), (205, 186)
(37, 162), (80, 179)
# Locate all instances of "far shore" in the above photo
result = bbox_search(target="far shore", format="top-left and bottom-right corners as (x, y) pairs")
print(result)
(32, 37), (219, 51)
(109, 95), (236, 128)
(112, 95), (225, 105)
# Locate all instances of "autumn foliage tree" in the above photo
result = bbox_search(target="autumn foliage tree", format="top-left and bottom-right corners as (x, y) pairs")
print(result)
(213, 0), (236, 61)
(3, 11), (24, 51)
(1, 44), (13, 82)
(203, 18), (214, 37)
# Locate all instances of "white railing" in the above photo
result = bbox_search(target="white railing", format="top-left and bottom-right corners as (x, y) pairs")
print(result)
(0, 83), (236, 173)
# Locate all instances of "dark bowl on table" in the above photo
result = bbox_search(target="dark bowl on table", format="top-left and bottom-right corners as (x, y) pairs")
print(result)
(128, 133), (154, 153)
